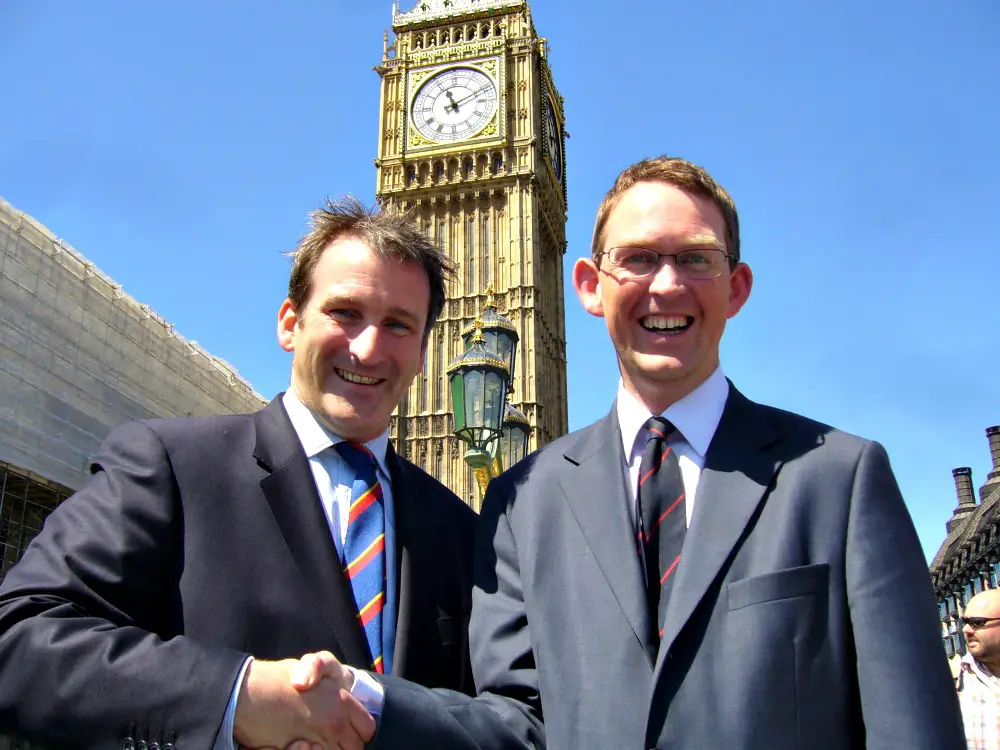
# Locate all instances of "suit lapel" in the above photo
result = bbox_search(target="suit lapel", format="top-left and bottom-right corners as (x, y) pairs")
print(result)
(560, 408), (655, 664)
(653, 386), (783, 679)
(252, 397), (370, 666)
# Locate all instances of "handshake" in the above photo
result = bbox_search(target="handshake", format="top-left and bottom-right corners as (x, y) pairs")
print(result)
(234, 651), (377, 750)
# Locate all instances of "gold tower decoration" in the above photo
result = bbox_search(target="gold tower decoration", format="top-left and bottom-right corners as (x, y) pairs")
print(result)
(376, 0), (569, 507)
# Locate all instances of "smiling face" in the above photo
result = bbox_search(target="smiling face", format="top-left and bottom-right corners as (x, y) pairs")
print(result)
(573, 180), (752, 413)
(278, 236), (429, 442)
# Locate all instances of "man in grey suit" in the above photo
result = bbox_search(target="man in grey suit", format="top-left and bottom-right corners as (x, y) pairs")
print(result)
(291, 156), (964, 749)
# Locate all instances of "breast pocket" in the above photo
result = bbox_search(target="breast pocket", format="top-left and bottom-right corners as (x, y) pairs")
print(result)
(722, 563), (831, 750)
(727, 563), (829, 611)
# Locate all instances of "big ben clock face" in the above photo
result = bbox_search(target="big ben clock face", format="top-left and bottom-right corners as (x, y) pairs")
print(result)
(411, 67), (498, 143)
(544, 98), (563, 182)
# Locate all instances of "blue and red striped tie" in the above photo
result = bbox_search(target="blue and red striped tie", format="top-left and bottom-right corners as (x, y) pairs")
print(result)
(637, 416), (686, 643)
(336, 441), (386, 674)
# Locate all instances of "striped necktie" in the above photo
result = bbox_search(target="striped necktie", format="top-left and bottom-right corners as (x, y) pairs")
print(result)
(335, 441), (386, 674)
(637, 416), (686, 643)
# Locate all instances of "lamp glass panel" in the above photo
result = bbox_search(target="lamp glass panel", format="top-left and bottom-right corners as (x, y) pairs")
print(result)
(450, 373), (466, 431)
(484, 331), (516, 379)
(514, 422), (528, 462)
(501, 424), (514, 467)
(484, 371), (506, 432)
(465, 369), (484, 428)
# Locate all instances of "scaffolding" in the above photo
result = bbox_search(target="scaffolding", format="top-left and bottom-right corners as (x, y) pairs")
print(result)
(0, 463), (70, 581)
(0, 197), (267, 492)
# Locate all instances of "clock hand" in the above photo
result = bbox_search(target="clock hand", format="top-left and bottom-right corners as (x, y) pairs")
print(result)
(445, 90), (459, 113)
(451, 85), (489, 110)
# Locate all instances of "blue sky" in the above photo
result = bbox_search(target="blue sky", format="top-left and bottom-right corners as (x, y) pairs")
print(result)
(2, 0), (997, 560)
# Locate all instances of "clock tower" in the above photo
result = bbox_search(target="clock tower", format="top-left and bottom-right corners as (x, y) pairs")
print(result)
(375, 0), (569, 506)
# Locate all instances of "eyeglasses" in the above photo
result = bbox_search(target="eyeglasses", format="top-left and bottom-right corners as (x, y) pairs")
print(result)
(596, 246), (731, 281)
(961, 616), (1000, 630)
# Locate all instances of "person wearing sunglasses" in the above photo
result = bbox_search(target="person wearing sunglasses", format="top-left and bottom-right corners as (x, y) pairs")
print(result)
(958, 589), (1000, 747)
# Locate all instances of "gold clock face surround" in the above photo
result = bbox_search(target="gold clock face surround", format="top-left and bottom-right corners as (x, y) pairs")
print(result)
(411, 66), (499, 143)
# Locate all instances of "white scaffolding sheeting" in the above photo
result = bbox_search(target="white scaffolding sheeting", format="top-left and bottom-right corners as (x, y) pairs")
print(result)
(0, 197), (266, 490)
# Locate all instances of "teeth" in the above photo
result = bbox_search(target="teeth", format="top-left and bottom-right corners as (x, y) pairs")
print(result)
(642, 316), (690, 331)
(337, 369), (382, 385)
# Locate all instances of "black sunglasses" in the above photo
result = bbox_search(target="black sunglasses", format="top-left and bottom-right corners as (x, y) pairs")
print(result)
(961, 616), (1000, 630)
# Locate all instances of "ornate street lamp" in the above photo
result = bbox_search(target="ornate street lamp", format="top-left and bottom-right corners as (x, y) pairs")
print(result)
(447, 318), (509, 500)
(451, 286), (533, 503)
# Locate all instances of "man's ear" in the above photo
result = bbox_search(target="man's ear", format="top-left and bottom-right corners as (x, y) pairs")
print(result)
(277, 299), (298, 352)
(573, 257), (605, 318)
(726, 262), (753, 319)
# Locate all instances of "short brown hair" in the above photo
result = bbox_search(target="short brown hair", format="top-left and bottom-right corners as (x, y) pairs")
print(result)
(591, 156), (741, 265)
(287, 197), (454, 337)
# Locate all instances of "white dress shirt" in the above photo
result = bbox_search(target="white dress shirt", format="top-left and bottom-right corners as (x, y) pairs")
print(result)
(281, 388), (398, 657)
(616, 366), (730, 528)
(214, 389), (397, 748)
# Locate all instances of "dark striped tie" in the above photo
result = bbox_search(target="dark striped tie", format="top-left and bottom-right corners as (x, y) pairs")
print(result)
(336, 441), (386, 674)
(637, 416), (686, 641)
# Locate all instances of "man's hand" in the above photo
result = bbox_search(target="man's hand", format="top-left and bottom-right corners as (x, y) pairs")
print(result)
(268, 652), (368, 750)
(233, 657), (375, 750)
(289, 651), (350, 692)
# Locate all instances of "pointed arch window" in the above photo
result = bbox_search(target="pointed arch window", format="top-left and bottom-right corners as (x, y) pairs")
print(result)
(435, 330), (445, 410)
(482, 214), (490, 287)
(466, 216), (475, 290)
(419, 366), (428, 412)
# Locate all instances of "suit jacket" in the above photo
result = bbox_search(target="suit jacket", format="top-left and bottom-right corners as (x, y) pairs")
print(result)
(372, 384), (964, 750)
(0, 397), (476, 750)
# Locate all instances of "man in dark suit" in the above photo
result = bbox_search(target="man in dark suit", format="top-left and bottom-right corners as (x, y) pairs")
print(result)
(292, 156), (965, 749)
(0, 198), (476, 750)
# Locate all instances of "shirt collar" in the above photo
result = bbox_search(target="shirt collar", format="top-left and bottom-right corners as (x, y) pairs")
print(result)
(281, 388), (391, 477)
(617, 366), (730, 461)
(962, 651), (1000, 680)
(961, 651), (975, 672)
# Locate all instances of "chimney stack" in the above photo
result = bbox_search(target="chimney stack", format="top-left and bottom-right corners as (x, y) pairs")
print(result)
(955, 467), (977, 506)
(947, 467), (978, 533)
(980, 426), (1000, 501)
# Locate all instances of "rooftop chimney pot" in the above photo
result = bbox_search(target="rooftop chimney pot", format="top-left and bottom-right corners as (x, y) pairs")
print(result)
(953, 467), (977, 507)
(981, 427), (1000, 501)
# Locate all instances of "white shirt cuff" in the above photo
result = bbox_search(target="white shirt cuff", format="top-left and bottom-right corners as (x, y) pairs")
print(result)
(213, 656), (253, 750)
(346, 666), (385, 715)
